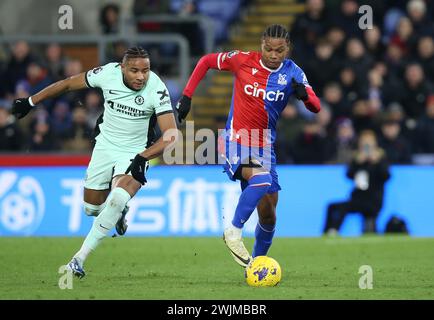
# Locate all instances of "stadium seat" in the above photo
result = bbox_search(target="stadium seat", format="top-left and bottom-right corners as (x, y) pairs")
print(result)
(170, 0), (241, 43)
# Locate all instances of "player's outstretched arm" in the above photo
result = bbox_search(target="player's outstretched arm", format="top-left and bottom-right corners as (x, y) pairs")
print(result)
(176, 53), (222, 122)
(126, 112), (178, 185)
(291, 78), (321, 113)
(11, 72), (88, 119)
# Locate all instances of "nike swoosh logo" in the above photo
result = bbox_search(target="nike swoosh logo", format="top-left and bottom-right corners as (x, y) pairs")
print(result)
(99, 224), (109, 230)
(109, 90), (121, 95)
(228, 247), (250, 266)
(223, 237), (251, 266)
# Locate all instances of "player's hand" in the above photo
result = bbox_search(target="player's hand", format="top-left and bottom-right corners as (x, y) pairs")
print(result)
(291, 78), (308, 101)
(125, 154), (149, 185)
(176, 95), (191, 123)
(11, 98), (33, 119)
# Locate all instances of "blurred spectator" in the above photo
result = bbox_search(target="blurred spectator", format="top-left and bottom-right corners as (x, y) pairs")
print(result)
(290, 0), (328, 62)
(100, 4), (120, 34)
(51, 100), (73, 140)
(25, 61), (52, 97)
(383, 6), (406, 42)
(0, 101), (23, 151)
(13, 81), (34, 136)
(363, 25), (385, 61)
(352, 99), (377, 133)
(397, 63), (433, 120)
(15, 61), (53, 110)
(15, 80), (31, 100)
(406, 0), (434, 36)
(4, 41), (34, 97)
(339, 67), (364, 105)
(389, 17), (418, 57)
(323, 82), (351, 120)
(386, 102), (406, 124)
(316, 102), (332, 134)
(414, 94), (434, 153)
(325, 26), (346, 59)
(324, 130), (391, 235)
(45, 43), (66, 82)
(344, 38), (374, 85)
(62, 59), (85, 107)
(83, 90), (103, 129)
(379, 117), (412, 164)
(178, 0), (198, 16)
(276, 102), (305, 163)
(27, 109), (58, 151)
(63, 107), (93, 152)
(367, 68), (384, 115)
(328, 117), (356, 164)
(306, 39), (340, 94)
(291, 118), (329, 164)
(372, 60), (388, 79)
(383, 42), (406, 82)
(332, 0), (363, 39)
(384, 102), (413, 140)
(417, 36), (434, 83)
(64, 58), (83, 78)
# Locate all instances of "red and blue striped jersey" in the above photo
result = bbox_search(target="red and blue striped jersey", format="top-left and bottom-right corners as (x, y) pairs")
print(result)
(216, 50), (312, 147)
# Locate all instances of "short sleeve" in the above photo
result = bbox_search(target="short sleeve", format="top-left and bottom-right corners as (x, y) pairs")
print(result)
(217, 50), (249, 73)
(154, 81), (173, 116)
(85, 64), (114, 88)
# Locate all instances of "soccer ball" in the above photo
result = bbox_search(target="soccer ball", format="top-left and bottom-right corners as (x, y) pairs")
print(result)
(245, 256), (281, 287)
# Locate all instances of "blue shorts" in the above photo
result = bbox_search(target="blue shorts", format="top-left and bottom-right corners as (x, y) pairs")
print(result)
(220, 141), (281, 194)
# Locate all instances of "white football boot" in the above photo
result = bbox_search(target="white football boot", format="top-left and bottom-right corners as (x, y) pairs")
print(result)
(223, 226), (252, 268)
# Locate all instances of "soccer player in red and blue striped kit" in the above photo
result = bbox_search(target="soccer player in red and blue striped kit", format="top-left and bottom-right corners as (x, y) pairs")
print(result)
(177, 24), (321, 267)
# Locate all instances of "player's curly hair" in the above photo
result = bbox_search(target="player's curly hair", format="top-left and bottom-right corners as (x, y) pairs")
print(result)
(123, 46), (149, 61)
(262, 24), (290, 44)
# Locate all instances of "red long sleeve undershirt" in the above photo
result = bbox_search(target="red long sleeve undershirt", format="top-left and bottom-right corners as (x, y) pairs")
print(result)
(183, 53), (219, 98)
(304, 86), (321, 113)
(183, 53), (321, 113)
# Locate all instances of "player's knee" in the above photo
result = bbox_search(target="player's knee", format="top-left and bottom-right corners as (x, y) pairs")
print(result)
(259, 206), (276, 224)
(249, 172), (272, 192)
(107, 187), (131, 211)
(83, 201), (105, 217)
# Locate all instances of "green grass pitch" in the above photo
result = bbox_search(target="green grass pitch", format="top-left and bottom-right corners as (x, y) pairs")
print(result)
(0, 236), (433, 300)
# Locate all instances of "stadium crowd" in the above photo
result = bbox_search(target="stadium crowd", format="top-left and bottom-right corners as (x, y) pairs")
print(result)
(277, 0), (434, 164)
(0, 0), (433, 165)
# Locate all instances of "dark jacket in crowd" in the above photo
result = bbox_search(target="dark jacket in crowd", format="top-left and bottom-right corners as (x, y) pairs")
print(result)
(379, 135), (412, 164)
(0, 122), (23, 151)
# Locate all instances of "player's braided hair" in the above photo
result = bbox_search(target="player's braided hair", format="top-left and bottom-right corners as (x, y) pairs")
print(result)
(262, 24), (290, 44)
(123, 46), (149, 61)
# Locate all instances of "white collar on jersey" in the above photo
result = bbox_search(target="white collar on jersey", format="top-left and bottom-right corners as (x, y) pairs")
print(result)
(259, 59), (283, 73)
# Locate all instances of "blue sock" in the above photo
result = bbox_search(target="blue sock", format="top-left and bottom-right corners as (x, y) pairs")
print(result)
(232, 173), (272, 228)
(253, 222), (275, 257)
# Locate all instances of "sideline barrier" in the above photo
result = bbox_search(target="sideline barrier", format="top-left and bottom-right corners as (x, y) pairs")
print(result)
(0, 164), (433, 236)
